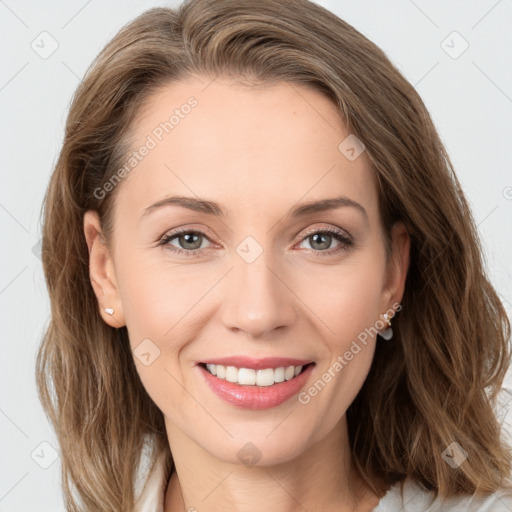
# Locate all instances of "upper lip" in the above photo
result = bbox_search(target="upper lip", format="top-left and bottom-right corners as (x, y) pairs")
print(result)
(199, 356), (315, 370)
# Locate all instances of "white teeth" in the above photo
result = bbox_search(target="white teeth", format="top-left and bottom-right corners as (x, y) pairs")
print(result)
(274, 367), (285, 383)
(285, 366), (295, 380)
(225, 366), (238, 383)
(256, 368), (274, 387)
(216, 364), (226, 379)
(204, 364), (305, 386)
(238, 368), (256, 385)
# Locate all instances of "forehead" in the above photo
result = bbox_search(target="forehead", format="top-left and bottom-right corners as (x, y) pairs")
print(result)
(113, 75), (378, 222)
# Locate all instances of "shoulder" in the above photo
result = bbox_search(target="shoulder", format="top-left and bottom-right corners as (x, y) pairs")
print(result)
(374, 478), (512, 512)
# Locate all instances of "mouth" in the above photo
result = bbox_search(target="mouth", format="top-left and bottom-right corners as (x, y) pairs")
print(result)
(198, 362), (316, 387)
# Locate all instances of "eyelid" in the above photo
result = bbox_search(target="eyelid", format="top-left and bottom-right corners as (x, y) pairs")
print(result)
(159, 225), (217, 243)
(296, 225), (352, 243)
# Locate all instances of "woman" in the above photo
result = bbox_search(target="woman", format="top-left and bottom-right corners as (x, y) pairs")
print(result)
(36, 0), (512, 510)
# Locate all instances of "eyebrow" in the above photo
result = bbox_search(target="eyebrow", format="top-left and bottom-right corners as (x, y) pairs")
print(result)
(142, 194), (368, 221)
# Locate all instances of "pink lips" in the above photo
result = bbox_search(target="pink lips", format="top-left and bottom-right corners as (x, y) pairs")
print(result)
(197, 357), (316, 410)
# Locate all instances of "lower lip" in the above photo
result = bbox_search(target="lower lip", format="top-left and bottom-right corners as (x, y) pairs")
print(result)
(198, 363), (315, 410)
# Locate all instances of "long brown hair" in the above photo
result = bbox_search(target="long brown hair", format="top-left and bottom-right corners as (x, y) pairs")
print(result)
(35, 0), (512, 509)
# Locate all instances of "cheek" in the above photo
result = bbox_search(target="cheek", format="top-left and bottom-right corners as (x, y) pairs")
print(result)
(118, 270), (168, 343)
(116, 254), (210, 344)
(331, 271), (383, 340)
(294, 250), (385, 402)
(115, 258), (203, 409)
(295, 263), (383, 430)
(296, 253), (386, 343)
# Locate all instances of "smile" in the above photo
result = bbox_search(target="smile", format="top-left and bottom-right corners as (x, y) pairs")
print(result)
(197, 361), (316, 410)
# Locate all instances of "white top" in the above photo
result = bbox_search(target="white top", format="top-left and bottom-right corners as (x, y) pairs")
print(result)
(134, 383), (512, 511)
(133, 452), (512, 512)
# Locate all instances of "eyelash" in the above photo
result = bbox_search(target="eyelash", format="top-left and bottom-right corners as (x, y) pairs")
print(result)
(157, 226), (353, 258)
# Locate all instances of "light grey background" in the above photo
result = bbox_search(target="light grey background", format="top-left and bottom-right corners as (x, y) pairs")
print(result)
(1, 1), (511, 510)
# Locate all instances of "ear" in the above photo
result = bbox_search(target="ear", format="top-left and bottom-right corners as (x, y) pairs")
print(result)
(83, 210), (126, 328)
(380, 221), (410, 314)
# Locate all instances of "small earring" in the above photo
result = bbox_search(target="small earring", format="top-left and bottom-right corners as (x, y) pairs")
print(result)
(379, 312), (393, 340)
(104, 308), (114, 315)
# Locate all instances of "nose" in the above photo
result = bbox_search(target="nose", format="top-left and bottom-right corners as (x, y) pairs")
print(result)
(219, 243), (298, 339)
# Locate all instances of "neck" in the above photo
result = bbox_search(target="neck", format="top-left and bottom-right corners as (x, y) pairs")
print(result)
(163, 416), (381, 512)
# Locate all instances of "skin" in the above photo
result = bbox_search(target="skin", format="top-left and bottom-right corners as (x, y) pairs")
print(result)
(84, 75), (410, 512)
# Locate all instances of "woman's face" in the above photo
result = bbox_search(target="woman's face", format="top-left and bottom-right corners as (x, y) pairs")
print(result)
(85, 75), (409, 465)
